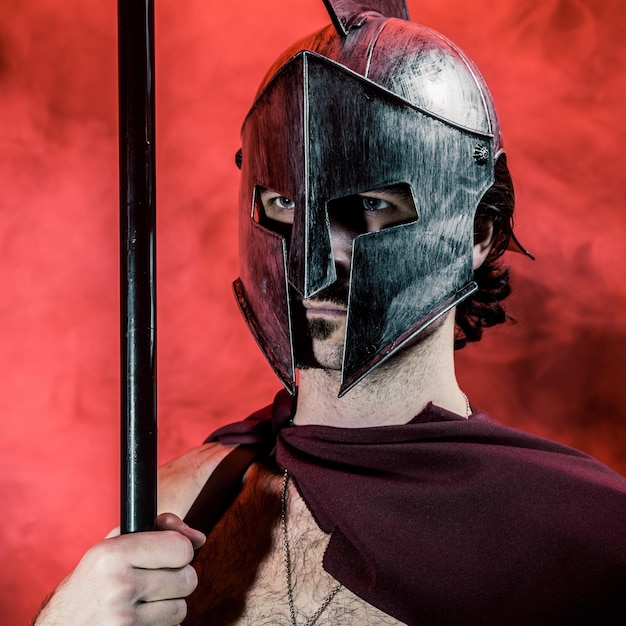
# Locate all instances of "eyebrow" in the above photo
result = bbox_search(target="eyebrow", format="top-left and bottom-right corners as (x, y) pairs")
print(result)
(359, 185), (414, 201)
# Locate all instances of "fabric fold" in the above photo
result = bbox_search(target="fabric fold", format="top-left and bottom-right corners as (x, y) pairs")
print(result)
(207, 390), (626, 624)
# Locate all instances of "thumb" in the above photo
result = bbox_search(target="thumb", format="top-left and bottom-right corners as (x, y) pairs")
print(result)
(156, 512), (207, 550)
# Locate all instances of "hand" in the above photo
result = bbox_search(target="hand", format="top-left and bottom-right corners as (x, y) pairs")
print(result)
(34, 513), (206, 626)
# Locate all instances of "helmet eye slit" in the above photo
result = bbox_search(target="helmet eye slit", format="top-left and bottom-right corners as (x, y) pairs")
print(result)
(253, 185), (295, 241)
(328, 183), (418, 234)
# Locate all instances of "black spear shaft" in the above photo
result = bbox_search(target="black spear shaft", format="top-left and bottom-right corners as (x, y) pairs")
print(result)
(118, 0), (157, 534)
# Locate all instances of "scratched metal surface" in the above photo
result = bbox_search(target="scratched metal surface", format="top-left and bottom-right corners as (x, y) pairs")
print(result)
(238, 15), (495, 392)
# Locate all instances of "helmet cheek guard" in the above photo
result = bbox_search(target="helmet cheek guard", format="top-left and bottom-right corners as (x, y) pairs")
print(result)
(234, 49), (494, 396)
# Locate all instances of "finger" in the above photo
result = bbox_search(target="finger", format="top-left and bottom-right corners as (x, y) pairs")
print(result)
(95, 530), (195, 570)
(105, 525), (121, 539)
(135, 564), (198, 603)
(156, 512), (206, 550)
(135, 597), (188, 626)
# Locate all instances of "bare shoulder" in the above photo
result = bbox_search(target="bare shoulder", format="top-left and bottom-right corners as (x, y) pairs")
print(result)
(158, 442), (236, 519)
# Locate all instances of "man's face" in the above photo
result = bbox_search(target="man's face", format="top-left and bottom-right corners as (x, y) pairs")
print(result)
(258, 185), (417, 370)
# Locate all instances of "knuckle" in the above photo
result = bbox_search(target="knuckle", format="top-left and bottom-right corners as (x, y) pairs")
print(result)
(84, 540), (120, 573)
(182, 564), (199, 594)
(169, 531), (194, 564)
(81, 541), (143, 604)
(168, 598), (188, 624)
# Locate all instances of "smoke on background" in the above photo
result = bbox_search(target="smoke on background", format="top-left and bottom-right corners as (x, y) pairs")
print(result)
(0, 0), (624, 621)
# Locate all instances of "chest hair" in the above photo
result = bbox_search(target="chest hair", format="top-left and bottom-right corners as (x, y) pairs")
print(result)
(183, 463), (405, 625)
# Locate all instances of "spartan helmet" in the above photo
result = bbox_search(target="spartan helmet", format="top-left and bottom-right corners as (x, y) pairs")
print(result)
(234, 0), (511, 396)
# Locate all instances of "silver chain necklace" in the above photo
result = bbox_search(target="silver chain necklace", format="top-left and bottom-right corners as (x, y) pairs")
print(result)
(281, 469), (342, 626)
(280, 391), (470, 624)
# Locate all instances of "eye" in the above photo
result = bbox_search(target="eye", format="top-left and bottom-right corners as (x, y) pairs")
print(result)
(361, 196), (391, 212)
(257, 188), (296, 225)
(273, 196), (295, 210)
(348, 185), (418, 232)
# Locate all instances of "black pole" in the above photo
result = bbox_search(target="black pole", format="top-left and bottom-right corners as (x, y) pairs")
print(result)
(118, 0), (157, 534)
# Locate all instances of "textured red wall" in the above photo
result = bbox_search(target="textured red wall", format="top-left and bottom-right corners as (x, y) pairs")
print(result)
(1, 1), (624, 622)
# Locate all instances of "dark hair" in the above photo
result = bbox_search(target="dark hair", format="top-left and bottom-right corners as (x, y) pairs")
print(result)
(454, 155), (514, 349)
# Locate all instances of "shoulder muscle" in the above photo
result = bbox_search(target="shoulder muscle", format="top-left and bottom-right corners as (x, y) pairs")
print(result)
(158, 442), (235, 518)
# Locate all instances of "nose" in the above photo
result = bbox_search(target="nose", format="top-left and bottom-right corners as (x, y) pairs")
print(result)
(327, 194), (373, 279)
(329, 215), (357, 278)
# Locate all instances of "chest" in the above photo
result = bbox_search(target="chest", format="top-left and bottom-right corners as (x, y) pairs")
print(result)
(183, 465), (405, 625)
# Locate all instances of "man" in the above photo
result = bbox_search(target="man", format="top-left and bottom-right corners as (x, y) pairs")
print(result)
(35, 1), (626, 624)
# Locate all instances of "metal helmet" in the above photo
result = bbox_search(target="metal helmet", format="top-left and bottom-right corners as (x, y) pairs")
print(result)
(234, 0), (508, 396)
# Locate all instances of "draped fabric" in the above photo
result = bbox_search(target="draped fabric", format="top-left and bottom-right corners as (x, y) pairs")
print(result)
(209, 390), (626, 624)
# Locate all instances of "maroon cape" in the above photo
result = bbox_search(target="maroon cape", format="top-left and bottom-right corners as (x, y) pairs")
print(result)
(208, 391), (626, 625)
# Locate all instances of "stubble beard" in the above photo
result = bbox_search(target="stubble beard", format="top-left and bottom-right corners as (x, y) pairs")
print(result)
(302, 317), (345, 370)
(292, 285), (348, 372)
(292, 291), (454, 378)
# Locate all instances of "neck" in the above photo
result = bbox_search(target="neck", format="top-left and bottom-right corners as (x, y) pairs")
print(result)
(293, 313), (468, 428)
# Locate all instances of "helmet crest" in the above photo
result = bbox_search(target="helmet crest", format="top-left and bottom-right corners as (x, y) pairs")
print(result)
(322, 0), (409, 35)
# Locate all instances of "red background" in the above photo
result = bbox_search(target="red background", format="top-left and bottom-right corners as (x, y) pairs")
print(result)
(1, 0), (625, 622)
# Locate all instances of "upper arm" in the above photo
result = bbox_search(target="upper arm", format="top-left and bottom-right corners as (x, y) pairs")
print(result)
(158, 442), (236, 519)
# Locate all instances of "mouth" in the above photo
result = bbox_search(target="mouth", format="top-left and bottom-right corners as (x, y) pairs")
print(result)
(302, 300), (347, 318)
